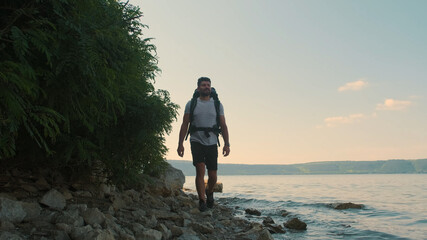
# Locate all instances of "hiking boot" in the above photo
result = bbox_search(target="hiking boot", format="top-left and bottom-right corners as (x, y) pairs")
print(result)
(206, 189), (214, 208)
(199, 199), (207, 212)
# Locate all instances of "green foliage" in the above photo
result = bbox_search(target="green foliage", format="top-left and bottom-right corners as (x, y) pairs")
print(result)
(0, 0), (178, 184)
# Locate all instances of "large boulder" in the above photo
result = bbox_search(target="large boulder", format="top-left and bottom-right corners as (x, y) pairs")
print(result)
(204, 180), (223, 192)
(148, 164), (185, 196)
(245, 208), (261, 216)
(332, 202), (363, 210)
(284, 217), (307, 230)
(0, 197), (26, 223)
(82, 208), (106, 226)
(162, 164), (185, 192)
(40, 189), (66, 210)
(21, 202), (42, 221)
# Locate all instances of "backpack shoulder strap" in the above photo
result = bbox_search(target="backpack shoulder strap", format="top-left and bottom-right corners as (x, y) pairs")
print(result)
(185, 90), (199, 140)
(211, 88), (221, 127)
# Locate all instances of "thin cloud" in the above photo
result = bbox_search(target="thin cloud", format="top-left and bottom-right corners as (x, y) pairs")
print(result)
(409, 95), (423, 100)
(338, 79), (368, 92)
(376, 99), (412, 111)
(324, 113), (365, 127)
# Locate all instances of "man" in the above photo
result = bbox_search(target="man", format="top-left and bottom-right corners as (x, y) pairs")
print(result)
(177, 77), (230, 212)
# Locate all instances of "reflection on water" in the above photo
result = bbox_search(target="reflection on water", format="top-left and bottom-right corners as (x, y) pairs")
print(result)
(184, 174), (427, 240)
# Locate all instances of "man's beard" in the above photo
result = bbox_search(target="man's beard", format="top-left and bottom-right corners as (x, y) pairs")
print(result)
(200, 89), (210, 97)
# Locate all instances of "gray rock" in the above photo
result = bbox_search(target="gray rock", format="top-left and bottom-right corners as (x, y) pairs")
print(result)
(151, 209), (181, 221)
(190, 222), (214, 234)
(180, 211), (191, 219)
(0, 232), (23, 240)
(32, 219), (54, 229)
(40, 189), (66, 210)
(156, 223), (172, 240)
(75, 191), (93, 198)
(52, 230), (70, 240)
(0, 193), (16, 200)
(99, 184), (111, 197)
(280, 210), (289, 217)
(162, 164), (185, 193)
(177, 234), (200, 240)
(265, 223), (286, 234)
(136, 229), (162, 240)
(55, 212), (84, 227)
(61, 190), (73, 200)
(144, 215), (158, 228)
(93, 223), (102, 229)
(35, 177), (50, 190)
(170, 225), (184, 237)
(107, 206), (115, 215)
(103, 218), (122, 235)
(236, 228), (262, 240)
(333, 202), (363, 210)
(118, 232), (136, 240)
(84, 229), (115, 240)
(189, 207), (200, 215)
(0, 197), (26, 223)
(245, 208), (261, 216)
(21, 184), (38, 193)
(258, 229), (274, 240)
(183, 218), (192, 227)
(67, 204), (88, 213)
(201, 210), (213, 217)
(12, 190), (29, 199)
(131, 222), (146, 234)
(111, 195), (126, 211)
(131, 209), (146, 219)
(120, 194), (134, 205)
(262, 216), (274, 225)
(56, 223), (72, 234)
(83, 208), (106, 225)
(123, 189), (140, 202)
(284, 217), (307, 230)
(21, 202), (42, 221)
(177, 227), (199, 240)
(149, 165), (185, 196)
(71, 225), (93, 239)
(0, 220), (14, 230)
(204, 181), (223, 193)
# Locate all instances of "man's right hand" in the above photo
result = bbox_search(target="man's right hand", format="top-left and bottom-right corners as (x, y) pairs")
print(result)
(177, 145), (184, 157)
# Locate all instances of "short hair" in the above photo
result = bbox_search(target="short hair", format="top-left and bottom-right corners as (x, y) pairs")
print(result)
(197, 77), (211, 87)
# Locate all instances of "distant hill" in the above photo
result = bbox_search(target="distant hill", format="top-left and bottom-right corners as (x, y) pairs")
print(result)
(167, 159), (427, 176)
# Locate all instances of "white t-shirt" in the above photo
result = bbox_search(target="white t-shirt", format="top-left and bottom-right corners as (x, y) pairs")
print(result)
(185, 98), (224, 146)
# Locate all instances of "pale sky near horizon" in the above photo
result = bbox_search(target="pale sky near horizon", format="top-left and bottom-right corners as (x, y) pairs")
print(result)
(131, 0), (427, 165)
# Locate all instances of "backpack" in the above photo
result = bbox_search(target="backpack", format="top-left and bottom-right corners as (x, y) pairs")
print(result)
(185, 87), (222, 146)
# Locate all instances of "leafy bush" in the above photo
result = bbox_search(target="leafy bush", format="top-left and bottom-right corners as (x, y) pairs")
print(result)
(0, 0), (177, 184)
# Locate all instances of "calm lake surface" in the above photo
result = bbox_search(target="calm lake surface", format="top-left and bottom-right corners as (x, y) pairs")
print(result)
(184, 174), (427, 239)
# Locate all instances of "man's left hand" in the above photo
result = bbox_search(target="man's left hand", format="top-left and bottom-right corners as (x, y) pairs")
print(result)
(223, 146), (230, 156)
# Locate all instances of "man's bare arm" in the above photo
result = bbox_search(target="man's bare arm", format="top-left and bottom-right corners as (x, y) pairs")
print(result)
(219, 115), (230, 156)
(177, 113), (190, 157)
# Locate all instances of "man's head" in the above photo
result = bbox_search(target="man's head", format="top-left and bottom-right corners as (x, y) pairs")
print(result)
(197, 77), (211, 97)
(197, 77), (211, 87)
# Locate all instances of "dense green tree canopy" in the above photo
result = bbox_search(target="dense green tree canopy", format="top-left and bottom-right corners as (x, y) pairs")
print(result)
(0, 0), (178, 184)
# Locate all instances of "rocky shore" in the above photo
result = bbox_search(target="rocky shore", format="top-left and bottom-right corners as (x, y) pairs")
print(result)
(1, 164), (364, 240)
(0, 165), (278, 240)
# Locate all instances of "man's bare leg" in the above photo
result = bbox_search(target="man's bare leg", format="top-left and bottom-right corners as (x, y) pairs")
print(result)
(207, 169), (217, 193)
(195, 163), (206, 201)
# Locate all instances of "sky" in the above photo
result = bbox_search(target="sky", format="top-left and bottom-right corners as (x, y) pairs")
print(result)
(131, 0), (427, 165)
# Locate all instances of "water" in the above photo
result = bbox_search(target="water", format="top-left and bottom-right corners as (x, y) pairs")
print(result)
(184, 174), (427, 239)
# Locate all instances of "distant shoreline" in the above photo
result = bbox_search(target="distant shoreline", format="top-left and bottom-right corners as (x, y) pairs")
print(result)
(168, 159), (427, 176)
